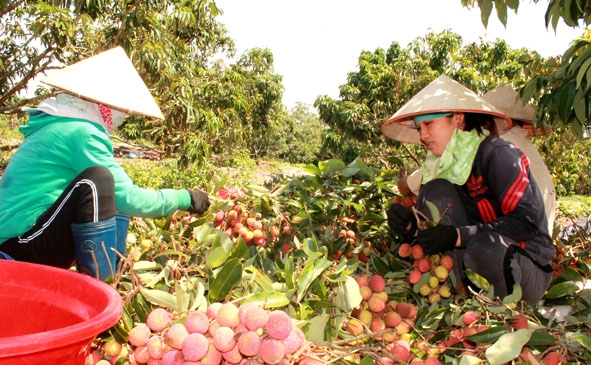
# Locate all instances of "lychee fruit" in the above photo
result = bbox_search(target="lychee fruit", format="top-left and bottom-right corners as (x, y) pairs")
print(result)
(511, 313), (529, 330)
(434, 265), (449, 281)
(243, 305), (269, 331)
(221, 344), (242, 363)
(200, 342), (222, 365)
(398, 243), (413, 258)
(185, 310), (209, 334)
(128, 323), (151, 347)
(236, 330), (261, 357)
(391, 339), (411, 362)
(181, 333), (209, 361)
(417, 257), (432, 273)
(212, 326), (236, 352)
(147, 335), (167, 359)
(355, 274), (370, 287)
(368, 295), (387, 313)
(542, 351), (563, 365)
(165, 323), (189, 350)
(440, 255), (454, 270)
(461, 311), (479, 326)
(411, 245), (424, 259)
(217, 302), (240, 328)
(346, 318), (365, 336)
(368, 274), (386, 292)
(146, 308), (172, 332)
(102, 340), (122, 357)
(359, 285), (373, 300)
(206, 302), (223, 320)
(132, 345), (150, 364)
(281, 326), (306, 355)
(409, 270), (422, 284)
(161, 348), (184, 365)
(384, 311), (402, 328)
(259, 339), (285, 365)
(265, 310), (293, 340)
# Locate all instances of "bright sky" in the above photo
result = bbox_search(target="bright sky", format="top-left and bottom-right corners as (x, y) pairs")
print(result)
(215, 0), (586, 110)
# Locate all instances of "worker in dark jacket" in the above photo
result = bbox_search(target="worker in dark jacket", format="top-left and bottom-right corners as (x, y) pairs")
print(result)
(382, 75), (554, 303)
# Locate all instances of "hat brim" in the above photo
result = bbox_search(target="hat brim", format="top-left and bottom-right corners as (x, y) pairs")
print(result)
(41, 47), (164, 120)
(482, 84), (550, 137)
(381, 75), (512, 144)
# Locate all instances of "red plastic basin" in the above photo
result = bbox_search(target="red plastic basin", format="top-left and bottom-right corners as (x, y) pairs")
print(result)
(0, 260), (122, 364)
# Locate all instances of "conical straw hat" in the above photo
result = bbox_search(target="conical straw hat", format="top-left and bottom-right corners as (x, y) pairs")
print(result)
(482, 84), (549, 136)
(381, 74), (512, 144)
(41, 47), (164, 120)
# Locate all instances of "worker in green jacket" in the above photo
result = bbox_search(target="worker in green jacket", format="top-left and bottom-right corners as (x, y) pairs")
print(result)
(0, 47), (210, 280)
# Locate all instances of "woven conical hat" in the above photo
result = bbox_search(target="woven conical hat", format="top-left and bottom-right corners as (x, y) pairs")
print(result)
(482, 84), (548, 136)
(381, 74), (512, 144)
(41, 47), (164, 120)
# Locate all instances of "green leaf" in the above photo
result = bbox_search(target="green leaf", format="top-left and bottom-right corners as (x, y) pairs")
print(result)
(209, 258), (243, 302)
(140, 288), (179, 311)
(206, 246), (231, 269)
(296, 258), (333, 303)
(527, 331), (557, 346)
(502, 285), (522, 304)
(480, 0), (493, 27)
(307, 314), (330, 343)
(465, 269), (491, 291)
(575, 57), (591, 88)
(360, 356), (375, 365)
(318, 159), (346, 177)
(334, 276), (362, 313)
(459, 354), (485, 365)
(573, 88), (587, 124)
(425, 200), (440, 223)
(242, 291), (290, 308)
(466, 326), (507, 344)
(572, 334), (591, 351)
(485, 329), (535, 364)
(495, 0), (508, 27)
(544, 281), (580, 299)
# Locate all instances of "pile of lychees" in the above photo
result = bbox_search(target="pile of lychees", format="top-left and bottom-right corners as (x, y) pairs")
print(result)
(398, 243), (454, 303)
(90, 301), (316, 365)
(344, 273), (442, 363)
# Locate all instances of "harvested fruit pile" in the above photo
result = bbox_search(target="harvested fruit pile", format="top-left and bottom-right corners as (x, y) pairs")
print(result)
(85, 158), (591, 364)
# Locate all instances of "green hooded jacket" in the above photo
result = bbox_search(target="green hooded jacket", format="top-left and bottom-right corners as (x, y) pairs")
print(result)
(0, 112), (191, 244)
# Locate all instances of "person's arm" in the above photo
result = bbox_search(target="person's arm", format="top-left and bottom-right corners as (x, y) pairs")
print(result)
(458, 143), (545, 245)
(71, 130), (193, 217)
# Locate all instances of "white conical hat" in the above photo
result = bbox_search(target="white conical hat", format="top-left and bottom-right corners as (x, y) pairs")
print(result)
(381, 74), (512, 144)
(40, 47), (164, 120)
(482, 84), (549, 136)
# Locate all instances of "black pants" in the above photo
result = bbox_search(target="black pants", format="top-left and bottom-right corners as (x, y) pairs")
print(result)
(1, 166), (115, 269)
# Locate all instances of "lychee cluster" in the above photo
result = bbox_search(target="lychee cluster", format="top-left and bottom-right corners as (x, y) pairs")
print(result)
(91, 302), (311, 365)
(398, 243), (454, 303)
(347, 275), (416, 341)
(347, 274), (445, 364)
(213, 203), (285, 247)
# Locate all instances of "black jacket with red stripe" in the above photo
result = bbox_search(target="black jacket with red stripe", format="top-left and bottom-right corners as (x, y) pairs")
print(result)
(457, 136), (554, 265)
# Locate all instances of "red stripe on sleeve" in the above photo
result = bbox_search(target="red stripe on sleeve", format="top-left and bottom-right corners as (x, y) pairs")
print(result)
(502, 155), (530, 214)
(477, 198), (497, 223)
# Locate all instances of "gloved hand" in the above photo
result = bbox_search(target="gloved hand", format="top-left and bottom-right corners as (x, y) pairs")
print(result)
(387, 203), (417, 242)
(187, 189), (211, 215)
(417, 224), (458, 255)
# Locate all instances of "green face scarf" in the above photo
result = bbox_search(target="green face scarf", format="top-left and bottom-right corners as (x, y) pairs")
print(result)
(422, 129), (488, 186)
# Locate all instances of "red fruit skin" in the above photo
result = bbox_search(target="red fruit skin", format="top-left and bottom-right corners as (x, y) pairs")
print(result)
(368, 274), (386, 292)
(461, 311), (479, 326)
(511, 313), (529, 330)
(542, 351), (562, 365)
